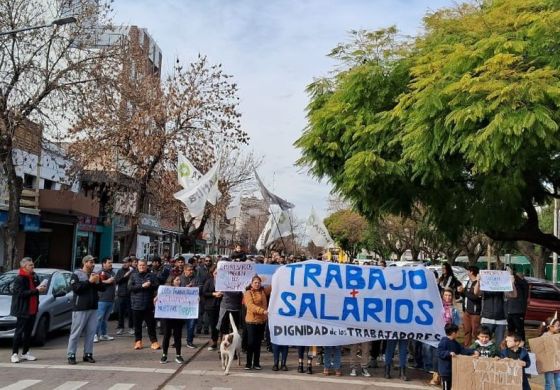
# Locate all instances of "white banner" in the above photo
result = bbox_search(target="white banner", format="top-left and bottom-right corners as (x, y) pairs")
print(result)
(154, 286), (199, 319)
(479, 270), (513, 292)
(255, 215), (273, 251)
(216, 261), (256, 291)
(177, 154), (202, 190)
(266, 208), (292, 245)
(226, 193), (242, 220)
(268, 260), (446, 346)
(307, 208), (334, 248)
(174, 158), (220, 218)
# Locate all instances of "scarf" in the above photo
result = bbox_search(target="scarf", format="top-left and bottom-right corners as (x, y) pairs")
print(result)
(19, 268), (38, 315)
(443, 300), (454, 325)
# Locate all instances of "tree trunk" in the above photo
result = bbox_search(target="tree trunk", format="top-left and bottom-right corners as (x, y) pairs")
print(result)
(0, 142), (22, 270)
(516, 241), (548, 279)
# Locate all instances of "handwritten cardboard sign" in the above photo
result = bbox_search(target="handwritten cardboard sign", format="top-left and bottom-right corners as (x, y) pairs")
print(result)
(154, 286), (199, 319)
(529, 333), (560, 373)
(215, 261), (255, 291)
(479, 270), (513, 292)
(452, 355), (523, 390)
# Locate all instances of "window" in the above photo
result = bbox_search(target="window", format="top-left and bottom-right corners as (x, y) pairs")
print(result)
(51, 273), (68, 296)
(23, 174), (35, 189)
(530, 284), (560, 301)
(43, 179), (54, 190)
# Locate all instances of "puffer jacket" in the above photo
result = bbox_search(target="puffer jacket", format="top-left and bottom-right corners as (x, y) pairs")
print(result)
(128, 271), (159, 311)
(244, 287), (270, 324)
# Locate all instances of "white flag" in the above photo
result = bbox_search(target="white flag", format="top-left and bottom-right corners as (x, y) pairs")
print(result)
(207, 180), (222, 206)
(174, 159), (220, 218)
(226, 193), (242, 220)
(177, 154), (202, 189)
(265, 208), (292, 246)
(256, 215), (273, 251)
(307, 208), (333, 247)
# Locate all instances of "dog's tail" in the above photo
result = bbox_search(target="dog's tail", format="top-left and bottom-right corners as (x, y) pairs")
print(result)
(229, 312), (238, 334)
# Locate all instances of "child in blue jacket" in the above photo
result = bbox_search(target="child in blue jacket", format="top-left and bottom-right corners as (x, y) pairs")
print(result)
(500, 332), (531, 390)
(437, 323), (478, 390)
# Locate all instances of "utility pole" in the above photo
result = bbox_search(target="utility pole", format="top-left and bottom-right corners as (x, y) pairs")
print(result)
(553, 199), (558, 284)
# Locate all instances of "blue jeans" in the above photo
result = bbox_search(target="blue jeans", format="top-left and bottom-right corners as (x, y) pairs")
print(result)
(96, 301), (113, 336)
(385, 339), (408, 368)
(185, 319), (197, 343)
(272, 344), (289, 366)
(545, 372), (560, 390)
(422, 344), (438, 372)
(481, 322), (506, 345)
(324, 346), (341, 369)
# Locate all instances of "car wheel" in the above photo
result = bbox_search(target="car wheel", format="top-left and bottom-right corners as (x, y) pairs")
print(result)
(34, 315), (49, 346)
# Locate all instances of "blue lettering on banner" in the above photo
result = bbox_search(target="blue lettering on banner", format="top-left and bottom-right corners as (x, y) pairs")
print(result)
(273, 261), (442, 342)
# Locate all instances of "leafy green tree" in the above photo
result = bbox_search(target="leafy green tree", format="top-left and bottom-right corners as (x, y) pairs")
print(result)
(324, 209), (368, 260)
(296, 1), (560, 255)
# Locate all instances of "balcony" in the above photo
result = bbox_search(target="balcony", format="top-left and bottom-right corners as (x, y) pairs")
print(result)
(39, 190), (99, 217)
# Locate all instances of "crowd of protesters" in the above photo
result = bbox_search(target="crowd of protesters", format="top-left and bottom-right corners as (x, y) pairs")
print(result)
(8, 248), (559, 390)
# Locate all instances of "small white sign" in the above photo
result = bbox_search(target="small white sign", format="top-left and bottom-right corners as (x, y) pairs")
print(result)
(154, 286), (199, 319)
(479, 270), (513, 292)
(215, 261), (255, 291)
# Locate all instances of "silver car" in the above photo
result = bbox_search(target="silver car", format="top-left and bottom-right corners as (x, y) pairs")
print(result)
(0, 268), (74, 345)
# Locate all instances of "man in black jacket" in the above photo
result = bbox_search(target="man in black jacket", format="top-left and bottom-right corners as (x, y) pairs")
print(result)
(506, 272), (529, 340)
(115, 257), (134, 335)
(128, 259), (160, 350)
(10, 257), (47, 363)
(66, 255), (105, 365)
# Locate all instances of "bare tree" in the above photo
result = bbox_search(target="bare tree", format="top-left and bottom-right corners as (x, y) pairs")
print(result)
(0, 0), (115, 269)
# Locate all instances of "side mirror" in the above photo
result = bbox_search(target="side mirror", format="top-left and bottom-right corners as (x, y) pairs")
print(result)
(53, 290), (66, 298)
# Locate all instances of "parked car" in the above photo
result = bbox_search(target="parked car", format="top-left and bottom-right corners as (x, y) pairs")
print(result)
(0, 268), (74, 345)
(524, 277), (560, 326)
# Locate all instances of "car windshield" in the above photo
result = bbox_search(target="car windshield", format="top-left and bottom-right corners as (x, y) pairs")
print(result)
(0, 272), (50, 295)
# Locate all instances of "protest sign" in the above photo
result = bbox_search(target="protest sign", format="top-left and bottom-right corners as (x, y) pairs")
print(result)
(526, 353), (538, 376)
(154, 286), (199, 319)
(268, 260), (445, 346)
(216, 261), (255, 291)
(479, 270), (513, 292)
(452, 355), (523, 390)
(255, 264), (280, 286)
(529, 333), (560, 373)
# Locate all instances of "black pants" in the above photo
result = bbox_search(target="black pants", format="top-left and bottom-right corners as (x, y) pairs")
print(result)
(206, 309), (219, 345)
(245, 323), (265, 368)
(441, 375), (451, 390)
(133, 307), (157, 343)
(162, 319), (184, 355)
(371, 340), (384, 359)
(117, 296), (133, 329)
(12, 316), (35, 354)
(220, 310), (240, 335)
(507, 314), (526, 340)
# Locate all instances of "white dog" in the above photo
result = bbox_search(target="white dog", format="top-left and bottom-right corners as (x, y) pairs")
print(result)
(220, 312), (242, 375)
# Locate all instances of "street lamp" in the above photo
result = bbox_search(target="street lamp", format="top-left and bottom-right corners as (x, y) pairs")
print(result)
(0, 16), (77, 37)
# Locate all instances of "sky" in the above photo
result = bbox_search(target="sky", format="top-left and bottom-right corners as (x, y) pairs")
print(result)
(111, 0), (455, 221)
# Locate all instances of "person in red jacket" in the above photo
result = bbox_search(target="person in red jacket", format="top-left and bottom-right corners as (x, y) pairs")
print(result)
(10, 257), (47, 363)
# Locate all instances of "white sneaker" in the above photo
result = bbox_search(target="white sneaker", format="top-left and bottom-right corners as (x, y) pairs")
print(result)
(361, 367), (371, 377)
(350, 368), (357, 377)
(21, 353), (36, 361)
(100, 335), (114, 341)
(116, 328), (123, 335)
(11, 353), (20, 363)
(93, 334), (99, 343)
(128, 328), (135, 335)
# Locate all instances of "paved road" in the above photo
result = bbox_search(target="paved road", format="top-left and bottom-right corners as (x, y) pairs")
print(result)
(0, 321), (545, 390)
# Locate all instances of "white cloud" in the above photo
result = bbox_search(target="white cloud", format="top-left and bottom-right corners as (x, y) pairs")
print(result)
(112, 0), (454, 220)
